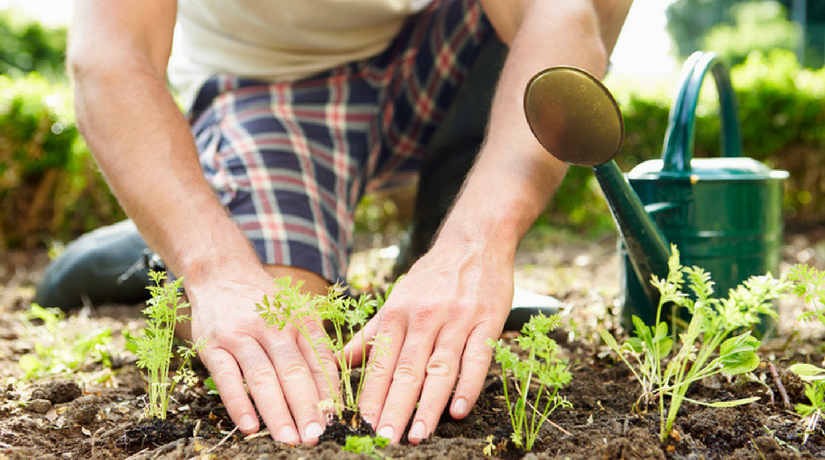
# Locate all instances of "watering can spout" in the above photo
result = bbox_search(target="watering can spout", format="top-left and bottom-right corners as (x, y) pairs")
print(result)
(524, 67), (672, 319)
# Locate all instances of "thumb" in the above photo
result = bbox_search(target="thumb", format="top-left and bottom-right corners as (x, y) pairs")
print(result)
(342, 316), (380, 368)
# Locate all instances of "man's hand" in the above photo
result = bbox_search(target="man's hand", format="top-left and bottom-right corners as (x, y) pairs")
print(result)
(185, 268), (337, 444)
(344, 240), (514, 444)
(343, 0), (632, 445)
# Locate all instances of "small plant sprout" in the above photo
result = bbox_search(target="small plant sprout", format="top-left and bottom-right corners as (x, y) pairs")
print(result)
(482, 434), (496, 457)
(600, 245), (791, 442)
(486, 313), (572, 450)
(134, 271), (205, 420)
(257, 277), (389, 418)
(342, 434), (389, 459)
(18, 304), (114, 380)
(788, 264), (825, 444)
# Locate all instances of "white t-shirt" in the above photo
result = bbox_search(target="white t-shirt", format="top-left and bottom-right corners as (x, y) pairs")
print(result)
(168, 0), (434, 108)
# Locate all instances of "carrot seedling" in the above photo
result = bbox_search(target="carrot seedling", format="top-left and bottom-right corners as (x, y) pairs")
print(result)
(133, 271), (204, 419)
(601, 246), (790, 442)
(788, 264), (825, 444)
(257, 277), (390, 417)
(487, 313), (571, 450)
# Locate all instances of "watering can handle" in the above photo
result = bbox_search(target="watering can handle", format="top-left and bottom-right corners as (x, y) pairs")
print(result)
(661, 52), (742, 174)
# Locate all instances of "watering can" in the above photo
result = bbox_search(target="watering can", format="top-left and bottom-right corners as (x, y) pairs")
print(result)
(523, 52), (788, 328)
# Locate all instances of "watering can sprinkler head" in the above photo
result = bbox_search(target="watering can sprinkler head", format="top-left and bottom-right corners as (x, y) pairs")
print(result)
(524, 65), (673, 323)
(524, 66), (624, 167)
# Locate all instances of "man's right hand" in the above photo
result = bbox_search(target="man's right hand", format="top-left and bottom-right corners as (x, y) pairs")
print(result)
(68, 0), (335, 443)
(184, 267), (337, 444)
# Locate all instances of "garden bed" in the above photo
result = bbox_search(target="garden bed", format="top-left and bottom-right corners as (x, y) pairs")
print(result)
(0, 229), (823, 460)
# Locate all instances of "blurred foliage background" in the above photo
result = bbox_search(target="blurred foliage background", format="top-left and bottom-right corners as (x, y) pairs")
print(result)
(0, 11), (124, 251)
(0, 1), (822, 253)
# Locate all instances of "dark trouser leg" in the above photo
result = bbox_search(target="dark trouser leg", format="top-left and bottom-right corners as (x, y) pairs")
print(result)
(393, 37), (507, 277)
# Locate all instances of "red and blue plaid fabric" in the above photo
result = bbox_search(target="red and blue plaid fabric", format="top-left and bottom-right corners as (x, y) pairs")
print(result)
(189, 0), (495, 284)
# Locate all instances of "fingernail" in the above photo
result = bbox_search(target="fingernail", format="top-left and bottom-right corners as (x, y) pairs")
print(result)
(377, 426), (394, 441)
(409, 420), (426, 441)
(452, 397), (468, 416)
(239, 413), (257, 432)
(278, 425), (300, 444)
(305, 422), (323, 440)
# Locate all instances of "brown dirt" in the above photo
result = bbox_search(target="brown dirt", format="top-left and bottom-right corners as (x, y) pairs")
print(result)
(1, 228), (824, 460)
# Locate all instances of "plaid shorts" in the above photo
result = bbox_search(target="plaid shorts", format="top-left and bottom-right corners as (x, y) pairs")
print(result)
(188, 0), (496, 284)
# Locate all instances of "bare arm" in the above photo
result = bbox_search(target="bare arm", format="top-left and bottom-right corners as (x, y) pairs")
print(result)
(349, 0), (632, 444)
(69, 0), (334, 444)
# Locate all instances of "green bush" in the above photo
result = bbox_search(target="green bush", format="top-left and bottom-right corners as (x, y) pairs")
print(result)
(702, 1), (801, 68)
(0, 73), (123, 250)
(545, 50), (825, 234)
(0, 10), (67, 79)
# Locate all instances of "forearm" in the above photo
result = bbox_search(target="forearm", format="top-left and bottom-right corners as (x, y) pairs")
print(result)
(436, 0), (626, 254)
(72, 62), (260, 282)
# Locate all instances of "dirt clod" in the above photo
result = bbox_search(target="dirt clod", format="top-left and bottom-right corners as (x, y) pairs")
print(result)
(318, 409), (375, 445)
(116, 418), (193, 452)
(30, 380), (82, 404)
(70, 396), (100, 425)
(25, 398), (53, 414)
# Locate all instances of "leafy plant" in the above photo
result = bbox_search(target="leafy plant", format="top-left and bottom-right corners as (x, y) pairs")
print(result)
(133, 271), (204, 419)
(18, 303), (113, 380)
(486, 313), (571, 450)
(0, 10), (67, 79)
(600, 246), (790, 441)
(258, 277), (390, 418)
(342, 434), (389, 459)
(0, 73), (124, 249)
(788, 264), (825, 444)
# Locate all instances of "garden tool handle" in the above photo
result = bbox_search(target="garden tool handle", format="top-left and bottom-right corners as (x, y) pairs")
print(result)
(661, 52), (742, 175)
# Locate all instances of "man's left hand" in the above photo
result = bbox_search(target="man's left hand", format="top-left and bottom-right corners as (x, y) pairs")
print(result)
(343, 240), (514, 444)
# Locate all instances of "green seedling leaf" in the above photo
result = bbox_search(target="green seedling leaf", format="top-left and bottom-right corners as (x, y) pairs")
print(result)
(718, 334), (761, 375)
(489, 313), (570, 450)
(599, 329), (619, 351)
(598, 245), (790, 443)
(258, 276), (394, 417)
(203, 376), (219, 395)
(135, 271), (204, 420)
(19, 354), (41, 379)
(790, 363), (825, 381)
(343, 434), (389, 459)
(682, 396), (761, 408)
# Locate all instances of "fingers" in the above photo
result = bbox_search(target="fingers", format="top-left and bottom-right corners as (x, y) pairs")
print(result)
(450, 324), (496, 420)
(235, 344), (305, 444)
(198, 348), (260, 434)
(203, 333), (328, 445)
(259, 335), (327, 444)
(356, 315), (406, 429)
(407, 326), (465, 444)
(372, 322), (439, 443)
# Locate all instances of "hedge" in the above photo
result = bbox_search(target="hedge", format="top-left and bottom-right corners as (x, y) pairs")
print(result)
(547, 50), (825, 233)
(0, 73), (123, 250)
(0, 50), (821, 251)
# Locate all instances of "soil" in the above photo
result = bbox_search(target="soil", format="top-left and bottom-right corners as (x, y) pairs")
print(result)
(1, 227), (824, 460)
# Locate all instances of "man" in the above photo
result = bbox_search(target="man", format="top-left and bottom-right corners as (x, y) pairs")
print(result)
(65, 0), (631, 446)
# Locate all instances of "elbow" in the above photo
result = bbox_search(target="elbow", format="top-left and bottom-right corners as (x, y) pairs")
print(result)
(536, 0), (609, 75)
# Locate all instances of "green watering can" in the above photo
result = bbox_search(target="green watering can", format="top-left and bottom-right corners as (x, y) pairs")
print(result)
(523, 52), (788, 328)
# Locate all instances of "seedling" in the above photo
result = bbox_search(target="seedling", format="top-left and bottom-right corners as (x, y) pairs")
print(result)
(601, 246), (790, 442)
(133, 271), (204, 419)
(258, 277), (390, 418)
(788, 264), (825, 444)
(342, 434), (389, 459)
(486, 313), (571, 450)
(18, 303), (113, 380)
